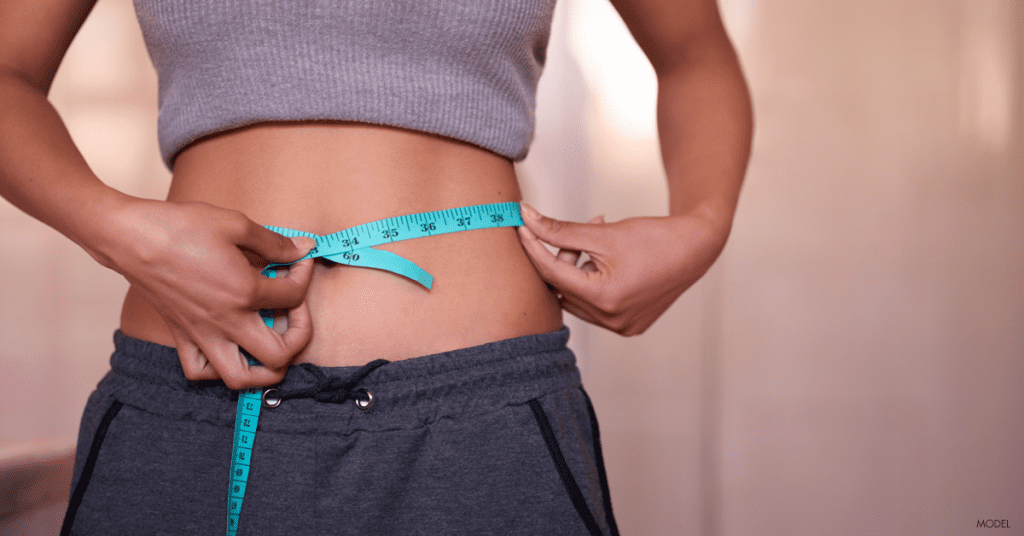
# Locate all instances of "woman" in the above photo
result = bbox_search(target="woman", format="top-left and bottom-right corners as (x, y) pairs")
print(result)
(0, 0), (751, 534)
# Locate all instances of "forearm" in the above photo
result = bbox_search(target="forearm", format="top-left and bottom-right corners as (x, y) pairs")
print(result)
(0, 69), (132, 267)
(655, 34), (753, 234)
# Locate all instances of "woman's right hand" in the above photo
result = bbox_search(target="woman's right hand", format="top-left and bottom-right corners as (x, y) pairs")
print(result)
(87, 196), (316, 389)
(1, 0), (315, 390)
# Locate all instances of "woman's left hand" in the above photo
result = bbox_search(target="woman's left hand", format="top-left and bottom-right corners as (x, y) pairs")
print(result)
(517, 202), (729, 335)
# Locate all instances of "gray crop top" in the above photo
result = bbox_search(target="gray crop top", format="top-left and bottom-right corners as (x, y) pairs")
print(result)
(132, 0), (557, 169)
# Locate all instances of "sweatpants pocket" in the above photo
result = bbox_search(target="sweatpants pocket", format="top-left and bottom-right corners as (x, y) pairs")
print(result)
(62, 401), (233, 535)
(61, 399), (123, 535)
(528, 387), (619, 536)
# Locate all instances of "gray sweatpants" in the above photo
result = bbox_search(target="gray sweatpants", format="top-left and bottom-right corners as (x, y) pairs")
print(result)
(63, 328), (619, 535)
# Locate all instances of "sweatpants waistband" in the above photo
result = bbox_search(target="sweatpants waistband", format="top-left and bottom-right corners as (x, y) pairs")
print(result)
(100, 328), (580, 435)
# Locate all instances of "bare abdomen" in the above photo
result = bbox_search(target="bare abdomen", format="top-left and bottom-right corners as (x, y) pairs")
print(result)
(119, 122), (562, 366)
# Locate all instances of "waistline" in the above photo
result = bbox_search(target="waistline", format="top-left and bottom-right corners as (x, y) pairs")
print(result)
(100, 328), (579, 435)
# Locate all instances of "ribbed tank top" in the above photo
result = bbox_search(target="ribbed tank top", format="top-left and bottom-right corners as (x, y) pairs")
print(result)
(132, 0), (557, 168)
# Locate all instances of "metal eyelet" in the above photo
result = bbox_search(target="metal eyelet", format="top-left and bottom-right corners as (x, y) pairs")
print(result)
(262, 388), (282, 409)
(354, 388), (373, 410)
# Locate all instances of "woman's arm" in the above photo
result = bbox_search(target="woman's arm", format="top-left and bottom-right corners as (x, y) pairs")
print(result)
(0, 0), (316, 388)
(517, 0), (753, 335)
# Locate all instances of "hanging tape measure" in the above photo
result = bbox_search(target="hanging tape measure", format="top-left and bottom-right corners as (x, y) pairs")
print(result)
(226, 201), (524, 535)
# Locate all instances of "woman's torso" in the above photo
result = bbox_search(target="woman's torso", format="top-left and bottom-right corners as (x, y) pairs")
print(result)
(119, 122), (563, 366)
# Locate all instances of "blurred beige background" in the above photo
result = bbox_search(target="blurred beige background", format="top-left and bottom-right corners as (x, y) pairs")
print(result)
(1, 0), (1021, 534)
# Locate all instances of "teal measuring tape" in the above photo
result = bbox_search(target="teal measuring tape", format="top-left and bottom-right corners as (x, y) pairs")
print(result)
(226, 201), (524, 535)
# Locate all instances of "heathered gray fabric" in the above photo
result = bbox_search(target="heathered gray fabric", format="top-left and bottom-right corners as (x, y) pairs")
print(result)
(67, 329), (616, 535)
(132, 0), (557, 168)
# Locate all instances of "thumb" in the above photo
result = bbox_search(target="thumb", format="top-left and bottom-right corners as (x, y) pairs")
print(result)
(556, 215), (607, 266)
(519, 203), (602, 252)
(239, 222), (318, 264)
(289, 235), (318, 258)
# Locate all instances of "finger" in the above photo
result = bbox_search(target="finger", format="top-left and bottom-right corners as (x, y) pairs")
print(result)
(557, 292), (605, 326)
(519, 203), (604, 252)
(556, 248), (582, 266)
(282, 298), (314, 354)
(174, 336), (220, 381)
(238, 220), (317, 264)
(518, 224), (594, 298)
(171, 324), (273, 387)
(196, 336), (289, 389)
(220, 351), (289, 390)
(554, 214), (606, 266)
(233, 306), (312, 371)
(252, 258), (315, 309)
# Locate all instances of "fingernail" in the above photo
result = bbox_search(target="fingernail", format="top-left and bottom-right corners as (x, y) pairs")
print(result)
(292, 236), (317, 252)
(520, 203), (541, 221)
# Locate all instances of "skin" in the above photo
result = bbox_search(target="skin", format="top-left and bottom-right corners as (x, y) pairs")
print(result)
(518, 0), (753, 335)
(0, 0), (751, 389)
